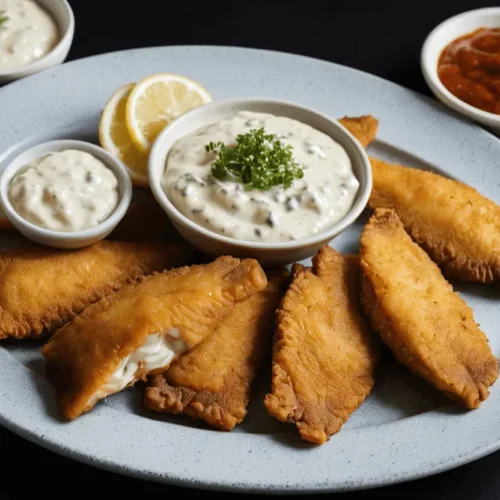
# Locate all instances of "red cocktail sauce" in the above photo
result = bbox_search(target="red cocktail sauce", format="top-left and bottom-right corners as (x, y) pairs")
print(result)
(438, 27), (500, 114)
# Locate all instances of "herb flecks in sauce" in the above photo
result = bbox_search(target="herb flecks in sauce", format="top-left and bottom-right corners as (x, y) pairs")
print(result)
(205, 128), (304, 190)
(163, 111), (359, 242)
(9, 150), (119, 232)
(0, 11), (8, 30)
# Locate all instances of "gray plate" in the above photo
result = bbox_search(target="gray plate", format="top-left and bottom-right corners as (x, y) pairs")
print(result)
(0, 46), (499, 494)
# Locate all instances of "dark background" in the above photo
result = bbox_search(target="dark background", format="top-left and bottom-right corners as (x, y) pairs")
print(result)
(1, 0), (500, 499)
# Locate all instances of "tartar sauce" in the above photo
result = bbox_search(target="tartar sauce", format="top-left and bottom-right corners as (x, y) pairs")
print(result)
(9, 149), (120, 232)
(0, 0), (59, 71)
(163, 111), (359, 242)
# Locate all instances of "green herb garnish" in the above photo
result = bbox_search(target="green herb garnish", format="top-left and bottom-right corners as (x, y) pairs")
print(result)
(205, 128), (304, 190)
(0, 11), (8, 30)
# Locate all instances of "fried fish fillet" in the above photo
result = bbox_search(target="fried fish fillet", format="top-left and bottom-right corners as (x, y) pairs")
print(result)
(264, 247), (380, 444)
(369, 157), (500, 283)
(0, 241), (191, 340)
(42, 256), (267, 420)
(360, 209), (498, 408)
(144, 270), (288, 430)
(338, 115), (379, 148)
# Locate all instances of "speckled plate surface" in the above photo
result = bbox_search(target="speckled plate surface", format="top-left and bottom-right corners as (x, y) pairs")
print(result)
(0, 46), (499, 494)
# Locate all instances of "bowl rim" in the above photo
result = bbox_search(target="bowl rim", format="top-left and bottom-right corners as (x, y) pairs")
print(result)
(149, 96), (372, 251)
(421, 6), (500, 125)
(0, 0), (75, 78)
(0, 139), (132, 243)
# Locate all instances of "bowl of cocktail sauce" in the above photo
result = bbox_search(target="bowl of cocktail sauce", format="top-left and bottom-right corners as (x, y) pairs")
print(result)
(421, 7), (500, 133)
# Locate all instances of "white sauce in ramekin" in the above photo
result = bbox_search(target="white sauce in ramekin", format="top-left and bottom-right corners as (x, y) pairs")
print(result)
(9, 149), (119, 232)
(162, 111), (359, 242)
(0, 0), (59, 71)
(87, 330), (187, 408)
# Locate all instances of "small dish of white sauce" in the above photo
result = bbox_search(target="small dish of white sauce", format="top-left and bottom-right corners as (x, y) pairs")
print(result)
(0, 0), (74, 82)
(0, 0), (59, 71)
(149, 98), (372, 265)
(0, 140), (132, 249)
(9, 149), (119, 232)
(163, 111), (359, 243)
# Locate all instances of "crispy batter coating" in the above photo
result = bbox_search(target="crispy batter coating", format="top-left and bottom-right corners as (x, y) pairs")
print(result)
(360, 209), (498, 409)
(0, 241), (191, 340)
(338, 115), (379, 147)
(264, 247), (380, 444)
(41, 256), (267, 420)
(369, 157), (500, 283)
(144, 270), (288, 430)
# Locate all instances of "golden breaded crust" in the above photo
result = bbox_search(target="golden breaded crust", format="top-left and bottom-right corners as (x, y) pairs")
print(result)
(369, 157), (500, 283)
(42, 256), (267, 420)
(338, 115), (379, 147)
(360, 209), (498, 409)
(264, 247), (380, 444)
(144, 272), (288, 430)
(0, 241), (191, 340)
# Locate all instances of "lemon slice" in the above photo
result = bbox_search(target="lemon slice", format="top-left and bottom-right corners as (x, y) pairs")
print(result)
(125, 73), (212, 153)
(99, 83), (150, 187)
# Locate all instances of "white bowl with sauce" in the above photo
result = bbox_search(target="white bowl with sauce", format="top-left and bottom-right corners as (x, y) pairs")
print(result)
(0, 0), (74, 83)
(149, 98), (372, 265)
(421, 7), (500, 133)
(0, 140), (133, 248)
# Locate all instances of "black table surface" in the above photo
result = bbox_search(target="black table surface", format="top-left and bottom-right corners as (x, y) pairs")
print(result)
(1, 0), (500, 498)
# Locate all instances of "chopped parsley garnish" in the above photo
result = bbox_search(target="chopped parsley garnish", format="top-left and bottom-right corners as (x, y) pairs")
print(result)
(0, 11), (8, 30)
(205, 128), (304, 190)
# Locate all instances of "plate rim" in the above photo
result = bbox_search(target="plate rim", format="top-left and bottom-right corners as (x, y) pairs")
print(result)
(0, 44), (500, 493)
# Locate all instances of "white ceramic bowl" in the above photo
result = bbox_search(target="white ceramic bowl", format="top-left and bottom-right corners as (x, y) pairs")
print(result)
(149, 98), (372, 265)
(421, 7), (500, 133)
(0, 0), (74, 83)
(0, 140), (132, 249)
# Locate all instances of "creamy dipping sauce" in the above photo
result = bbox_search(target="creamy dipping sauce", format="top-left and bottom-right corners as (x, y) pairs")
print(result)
(163, 111), (359, 242)
(0, 0), (59, 71)
(9, 149), (119, 232)
(87, 330), (187, 408)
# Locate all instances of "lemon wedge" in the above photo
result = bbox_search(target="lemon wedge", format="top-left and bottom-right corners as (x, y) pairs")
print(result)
(99, 83), (150, 187)
(125, 73), (212, 153)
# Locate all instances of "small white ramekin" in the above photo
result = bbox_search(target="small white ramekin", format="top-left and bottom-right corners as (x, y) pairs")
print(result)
(149, 97), (372, 266)
(0, 0), (74, 83)
(0, 140), (132, 249)
(421, 7), (500, 133)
